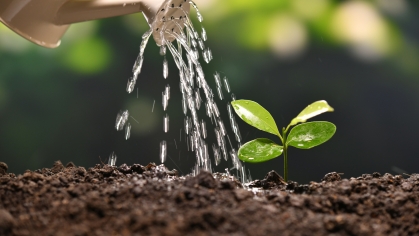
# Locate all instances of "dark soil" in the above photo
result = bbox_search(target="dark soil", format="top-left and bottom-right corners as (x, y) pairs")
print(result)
(1, 161), (418, 236)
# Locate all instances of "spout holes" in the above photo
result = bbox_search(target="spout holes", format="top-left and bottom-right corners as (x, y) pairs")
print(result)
(172, 28), (174, 32)
(156, 28), (159, 31)
(171, 16), (174, 20)
(179, 16), (183, 20)
(171, 4), (174, 7)
(161, 8), (164, 11)
(179, 4), (182, 7)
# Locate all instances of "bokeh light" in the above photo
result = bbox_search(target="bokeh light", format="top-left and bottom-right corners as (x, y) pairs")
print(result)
(0, 24), (32, 53)
(376, 0), (408, 17)
(291, 0), (331, 20)
(268, 14), (308, 59)
(61, 37), (112, 74)
(126, 97), (161, 136)
(330, 1), (394, 61)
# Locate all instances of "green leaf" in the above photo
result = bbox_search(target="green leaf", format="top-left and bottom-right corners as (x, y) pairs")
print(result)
(238, 138), (283, 163)
(289, 100), (334, 126)
(287, 121), (336, 149)
(231, 100), (280, 136)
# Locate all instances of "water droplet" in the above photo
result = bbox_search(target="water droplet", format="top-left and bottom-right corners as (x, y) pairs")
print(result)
(195, 64), (204, 79)
(202, 49), (209, 63)
(230, 149), (241, 169)
(223, 76), (231, 93)
(141, 27), (153, 40)
(164, 114), (169, 133)
(217, 118), (226, 136)
(125, 122), (131, 140)
(192, 30), (199, 39)
(195, 89), (201, 110)
(201, 120), (207, 139)
(132, 55), (143, 74)
(197, 12), (203, 22)
(227, 104), (234, 118)
(184, 116), (190, 135)
(214, 72), (222, 87)
(206, 49), (212, 62)
(108, 152), (117, 166)
(194, 49), (200, 60)
(165, 84), (170, 100)
(115, 110), (129, 131)
(216, 86), (224, 100)
(202, 49), (210, 63)
(160, 140), (167, 163)
(212, 101), (220, 117)
(205, 101), (212, 117)
(201, 27), (207, 41)
(233, 125), (242, 142)
(212, 144), (221, 166)
(160, 45), (166, 56)
(163, 57), (168, 79)
(191, 39), (197, 48)
(162, 91), (168, 111)
(231, 93), (236, 101)
(189, 134), (195, 151)
(198, 39), (205, 50)
(126, 77), (136, 94)
(220, 136), (228, 161)
(182, 94), (187, 114)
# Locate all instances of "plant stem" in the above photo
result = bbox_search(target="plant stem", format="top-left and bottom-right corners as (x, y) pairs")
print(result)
(278, 134), (284, 144)
(284, 124), (291, 135)
(282, 128), (288, 182)
(283, 145), (288, 182)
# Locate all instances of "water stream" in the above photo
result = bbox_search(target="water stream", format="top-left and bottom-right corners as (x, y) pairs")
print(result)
(115, 1), (251, 183)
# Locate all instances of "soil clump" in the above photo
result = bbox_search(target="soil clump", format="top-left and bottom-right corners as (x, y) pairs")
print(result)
(0, 161), (418, 235)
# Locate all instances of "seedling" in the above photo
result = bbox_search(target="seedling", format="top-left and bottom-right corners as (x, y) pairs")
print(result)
(231, 100), (336, 182)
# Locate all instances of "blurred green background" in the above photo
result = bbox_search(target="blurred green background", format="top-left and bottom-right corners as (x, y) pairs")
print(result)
(1, 0), (418, 183)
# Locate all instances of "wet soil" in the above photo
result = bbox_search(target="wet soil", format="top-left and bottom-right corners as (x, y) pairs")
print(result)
(1, 161), (418, 236)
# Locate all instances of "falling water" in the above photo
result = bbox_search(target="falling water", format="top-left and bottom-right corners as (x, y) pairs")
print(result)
(115, 110), (129, 131)
(114, 0), (250, 183)
(160, 140), (167, 163)
(163, 57), (169, 79)
(125, 122), (131, 140)
(164, 114), (169, 133)
(127, 29), (153, 94)
(108, 152), (117, 166)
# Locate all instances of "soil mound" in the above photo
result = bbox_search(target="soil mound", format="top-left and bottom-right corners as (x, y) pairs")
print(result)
(0, 161), (418, 235)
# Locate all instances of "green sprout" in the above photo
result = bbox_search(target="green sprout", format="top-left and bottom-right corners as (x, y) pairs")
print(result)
(231, 100), (336, 182)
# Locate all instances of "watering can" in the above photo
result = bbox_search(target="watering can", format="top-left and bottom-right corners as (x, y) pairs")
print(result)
(0, 0), (190, 48)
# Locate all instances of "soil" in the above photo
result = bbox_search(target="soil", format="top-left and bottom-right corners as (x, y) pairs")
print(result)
(1, 161), (418, 236)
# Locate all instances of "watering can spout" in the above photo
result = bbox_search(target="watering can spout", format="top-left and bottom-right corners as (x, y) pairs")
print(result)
(0, 0), (190, 48)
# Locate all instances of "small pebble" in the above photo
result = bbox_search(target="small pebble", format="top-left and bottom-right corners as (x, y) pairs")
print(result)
(234, 189), (253, 201)
(0, 162), (8, 175)
(0, 209), (14, 230)
(322, 172), (342, 182)
(401, 182), (412, 191)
